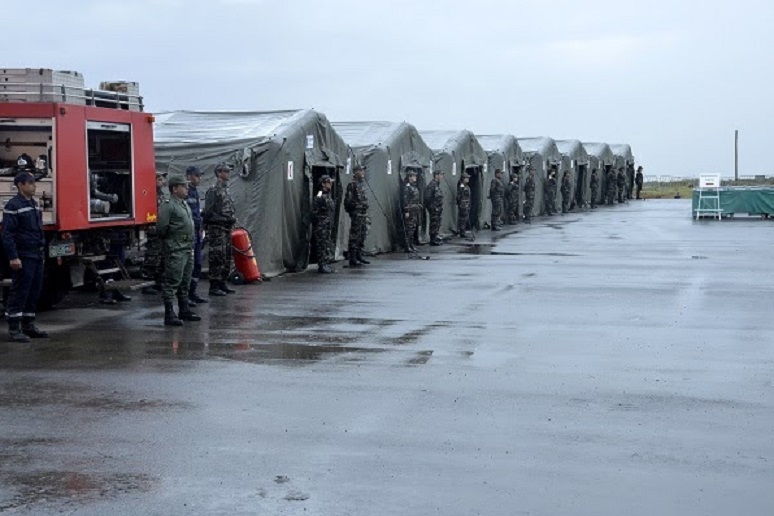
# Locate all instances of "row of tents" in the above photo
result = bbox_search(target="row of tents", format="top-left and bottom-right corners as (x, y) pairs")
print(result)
(154, 110), (636, 276)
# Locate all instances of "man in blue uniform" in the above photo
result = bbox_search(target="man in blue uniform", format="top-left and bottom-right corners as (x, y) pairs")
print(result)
(185, 166), (208, 304)
(2, 172), (49, 342)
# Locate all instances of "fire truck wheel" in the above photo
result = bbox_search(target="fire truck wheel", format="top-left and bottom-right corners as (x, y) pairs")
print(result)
(229, 271), (245, 285)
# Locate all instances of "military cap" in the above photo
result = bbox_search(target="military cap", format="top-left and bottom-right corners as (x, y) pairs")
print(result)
(433, 169), (444, 175)
(461, 172), (470, 179)
(353, 164), (366, 171)
(320, 174), (333, 183)
(13, 171), (35, 185)
(156, 171), (168, 178)
(407, 169), (418, 176)
(214, 163), (234, 174)
(186, 165), (202, 176)
(167, 175), (188, 187)
(495, 168), (503, 174)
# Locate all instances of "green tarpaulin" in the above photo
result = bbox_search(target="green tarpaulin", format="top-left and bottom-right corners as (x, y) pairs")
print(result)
(692, 187), (774, 217)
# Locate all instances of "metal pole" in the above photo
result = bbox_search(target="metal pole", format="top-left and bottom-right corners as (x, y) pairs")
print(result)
(734, 129), (739, 184)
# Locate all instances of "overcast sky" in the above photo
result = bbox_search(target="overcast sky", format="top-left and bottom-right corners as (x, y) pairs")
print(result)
(5, 0), (773, 177)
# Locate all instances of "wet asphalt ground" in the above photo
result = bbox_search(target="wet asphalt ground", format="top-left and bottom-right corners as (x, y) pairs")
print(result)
(1, 199), (773, 515)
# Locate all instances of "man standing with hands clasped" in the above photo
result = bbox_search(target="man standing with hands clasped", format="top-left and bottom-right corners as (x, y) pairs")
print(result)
(2, 171), (49, 342)
(157, 175), (201, 327)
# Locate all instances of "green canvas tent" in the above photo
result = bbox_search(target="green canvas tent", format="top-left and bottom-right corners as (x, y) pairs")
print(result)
(610, 144), (635, 200)
(517, 137), (562, 216)
(332, 121), (433, 252)
(476, 135), (524, 225)
(555, 140), (590, 210)
(582, 142), (616, 206)
(154, 109), (352, 276)
(419, 130), (488, 233)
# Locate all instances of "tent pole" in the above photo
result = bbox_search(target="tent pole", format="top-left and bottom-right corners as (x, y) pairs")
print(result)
(734, 129), (739, 184)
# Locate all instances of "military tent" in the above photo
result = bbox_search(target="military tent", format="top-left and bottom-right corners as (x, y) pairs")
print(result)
(610, 144), (635, 200)
(419, 130), (488, 233)
(476, 135), (524, 225)
(517, 137), (562, 216)
(154, 109), (352, 277)
(555, 140), (590, 210)
(331, 121), (433, 253)
(582, 142), (616, 206)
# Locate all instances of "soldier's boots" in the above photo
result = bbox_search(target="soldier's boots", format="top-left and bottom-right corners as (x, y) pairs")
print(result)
(209, 282), (227, 297)
(8, 319), (31, 343)
(164, 302), (183, 326)
(349, 254), (360, 267)
(356, 252), (370, 264)
(21, 318), (49, 339)
(189, 281), (209, 304)
(113, 291), (132, 302)
(178, 298), (201, 322)
(220, 282), (236, 294)
(318, 264), (334, 274)
(142, 283), (161, 295)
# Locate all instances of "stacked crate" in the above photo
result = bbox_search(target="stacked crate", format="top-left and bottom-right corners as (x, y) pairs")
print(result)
(0, 68), (86, 104)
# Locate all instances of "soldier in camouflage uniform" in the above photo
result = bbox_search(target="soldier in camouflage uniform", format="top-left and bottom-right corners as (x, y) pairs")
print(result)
(635, 166), (644, 200)
(560, 170), (572, 214)
(489, 168), (505, 231)
(606, 168), (617, 205)
(590, 169), (599, 209)
(402, 170), (422, 253)
(312, 175), (336, 274)
(456, 172), (472, 239)
(506, 171), (520, 225)
(185, 166), (208, 304)
(616, 167), (626, 203)
(204, 163), (237, 296)
(141, 172), (167, 294)
(157, 175), (201, 326)
(524, 167), (536, 223)
(344, 165), (370, 266)
(424, 169), (444, 245)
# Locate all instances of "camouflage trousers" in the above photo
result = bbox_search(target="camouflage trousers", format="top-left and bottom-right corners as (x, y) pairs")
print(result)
(591, 188), (598, 208)
(142, 226), (164, 284)
(507, 198), (520, 224)
(457, 206), (470, 235)
(348, 212), (368, 254)
(524, 199), (534, 220)
(428, 208), (442, 240)
(315, 220), (333, 265)
(491, 200), (503, 227)
(607, 187), (616, 205)
(207, 225), (233, 283)
(561, 192), (571, 213)
(404, 212), (418, 249)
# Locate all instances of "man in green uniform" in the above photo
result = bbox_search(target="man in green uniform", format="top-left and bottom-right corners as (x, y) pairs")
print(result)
(157, 175), (201, 326)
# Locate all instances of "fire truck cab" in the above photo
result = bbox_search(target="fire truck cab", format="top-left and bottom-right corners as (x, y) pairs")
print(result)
(0, 68), (157, 307)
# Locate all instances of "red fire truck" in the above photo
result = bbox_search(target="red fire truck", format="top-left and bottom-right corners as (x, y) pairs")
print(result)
(0, 68), (157, 307)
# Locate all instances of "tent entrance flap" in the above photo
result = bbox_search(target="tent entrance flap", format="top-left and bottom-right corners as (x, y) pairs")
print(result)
(307, 164), (340, 265)
(466, 165), (483, 230)
(576, 164), (587, 207)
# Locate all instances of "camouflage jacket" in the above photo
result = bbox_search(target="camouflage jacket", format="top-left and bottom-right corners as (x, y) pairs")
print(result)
(507, 179), (520, 203)
(590, 173), (599, 190)
(344, 179), (368, 215)
(403, 183), (421, 213)
(312, 190), (335, 226)
(489, 177), (504, 202)
(561, 176), (571, 196)
(424, 180), (444, 212)
(456, 182), (471, 209)
(203, 180), (236, 226)
(524, 176), (536, 200)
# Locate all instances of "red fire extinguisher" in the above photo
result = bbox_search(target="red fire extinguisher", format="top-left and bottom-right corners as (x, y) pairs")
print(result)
(230, 227), (262, 284)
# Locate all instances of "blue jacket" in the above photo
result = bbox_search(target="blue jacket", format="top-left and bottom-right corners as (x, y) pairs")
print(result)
(2, 194), (45, 260)
(186, 185), (202, 231)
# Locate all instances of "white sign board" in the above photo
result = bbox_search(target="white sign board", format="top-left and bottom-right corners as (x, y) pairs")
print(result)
(699, 174), (721, 188)
(387, 159), (392, 175)
(452, 162), (457, 176)
(306, 135), (314, 149)
(287, 161), (294, 180)
(346, 157), (352, 175)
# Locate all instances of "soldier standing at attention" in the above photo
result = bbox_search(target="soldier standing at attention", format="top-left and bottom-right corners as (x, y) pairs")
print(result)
(524, 167), (536, 223)
(142, 172), (167, 294)
(560, 170), (572, 214)
(456, 172), (472, 239)
(344, 165), (370, 267)
(424, 169), (444, 245)
(635, 166), (644, 199)
(606, 168), (617, 205)
(506, 171), (520, 224)
(616, 167), (626, 203)
(312, 175), (336, 274)
(185, 166), (207, 305)
(157, 175), (200, 326)
(489, 168), (505, 231)
(590, 169), (599, 209)
(2, 172), (49, 342)
(204, 163), (237, 296)
(402, 170), (421, 253)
